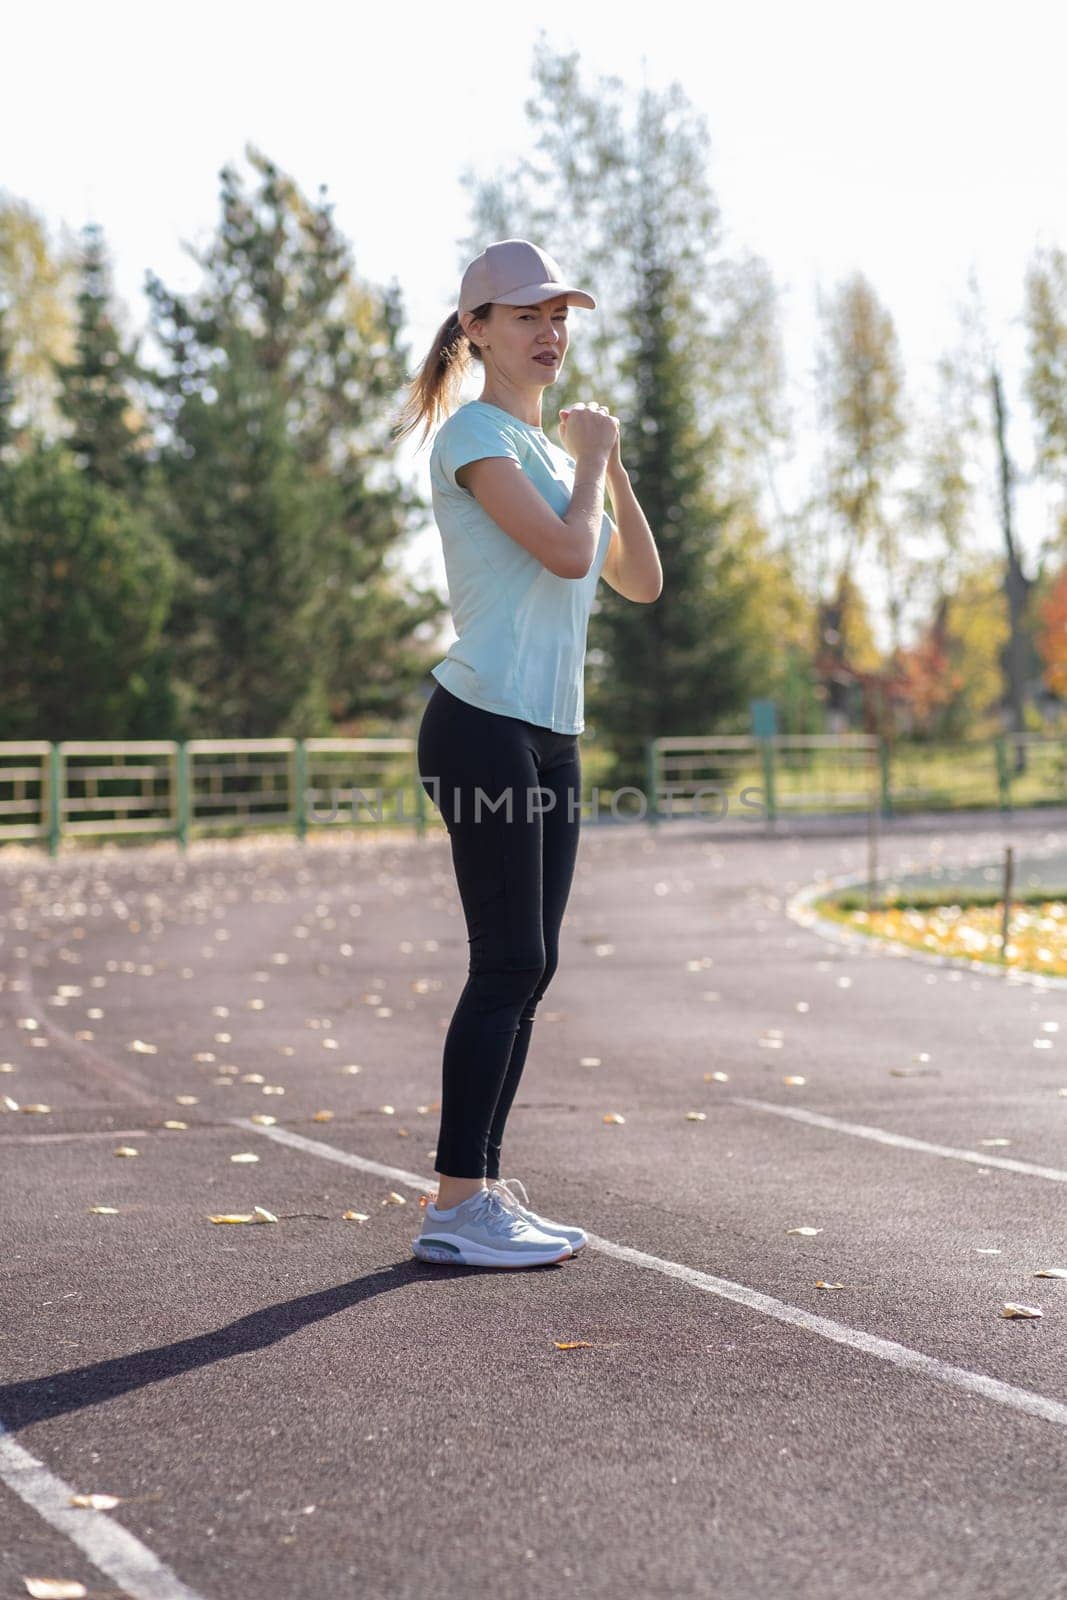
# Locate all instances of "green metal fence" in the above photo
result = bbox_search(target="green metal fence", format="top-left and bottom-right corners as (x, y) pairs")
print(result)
(645, 731), (1067, 823)
(0, 731), (1064, 856)
(0, 738), (433, 856)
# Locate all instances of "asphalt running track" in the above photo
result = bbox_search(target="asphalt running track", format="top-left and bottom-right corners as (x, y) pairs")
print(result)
(1, 808), (1066, 1600)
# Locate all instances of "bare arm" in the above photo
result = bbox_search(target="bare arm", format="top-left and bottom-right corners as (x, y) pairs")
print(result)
(601, 466), (663, 602)
(457, 446), (612, 580)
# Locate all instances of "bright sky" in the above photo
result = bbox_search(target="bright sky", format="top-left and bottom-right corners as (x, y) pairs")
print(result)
(5, 0), (1066, 647)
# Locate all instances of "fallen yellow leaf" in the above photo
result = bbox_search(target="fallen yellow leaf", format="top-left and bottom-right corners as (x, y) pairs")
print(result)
(208, 1209), (276, 1224)
(554, 1340), (593, 1349)
(113, 1146), (138, 1158)
(787, 1226), (822, 1236)
(603, 1112), (626, 1124)
(23, 1580), (88, 1598)
(88, 1206), (119, 1214)
(69, 1493), (121, 1510)
(1001, 1303), (1042, 1318)
(342, 1210), (370, 1222)
(230, 1152), (259, 1163)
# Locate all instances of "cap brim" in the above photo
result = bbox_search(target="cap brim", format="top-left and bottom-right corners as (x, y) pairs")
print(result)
(492, 282), (597, 311)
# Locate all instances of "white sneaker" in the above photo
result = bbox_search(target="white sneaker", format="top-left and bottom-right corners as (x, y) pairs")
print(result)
(412, 1186), (572, 1268)
(489, 1177), (588, 1252)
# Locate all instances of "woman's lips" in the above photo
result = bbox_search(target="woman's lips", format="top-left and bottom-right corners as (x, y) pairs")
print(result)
(533, 354), (557, 364)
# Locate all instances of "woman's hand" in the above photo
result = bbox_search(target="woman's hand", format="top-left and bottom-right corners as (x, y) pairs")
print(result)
(559, 402), (621, 472)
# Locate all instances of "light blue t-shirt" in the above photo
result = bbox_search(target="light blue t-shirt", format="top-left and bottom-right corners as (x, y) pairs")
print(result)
(428, 398), (612, 734)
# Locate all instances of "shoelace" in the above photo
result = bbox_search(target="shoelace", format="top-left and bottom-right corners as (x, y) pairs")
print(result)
(449, 1186), (528, 1237)
(491, 1176), (532, 1213)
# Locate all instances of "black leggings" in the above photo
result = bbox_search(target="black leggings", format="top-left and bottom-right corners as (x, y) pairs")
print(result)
(416, 680), (582, 1180)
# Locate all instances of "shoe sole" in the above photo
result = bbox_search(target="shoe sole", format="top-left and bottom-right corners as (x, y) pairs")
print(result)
(412, 1235), (573, 1268)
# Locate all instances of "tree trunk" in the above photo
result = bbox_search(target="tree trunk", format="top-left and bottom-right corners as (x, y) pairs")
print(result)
(990, 362), (1030, 775)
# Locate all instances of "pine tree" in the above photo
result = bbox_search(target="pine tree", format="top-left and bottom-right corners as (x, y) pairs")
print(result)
(53, 221), (150, 495)
(593, 246), (752, 791)
(0, 437), (175, 739)
(144, 145), (445, 737)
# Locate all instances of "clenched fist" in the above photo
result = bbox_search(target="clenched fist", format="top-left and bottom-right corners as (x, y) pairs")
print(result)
(559, 401), (620, 465)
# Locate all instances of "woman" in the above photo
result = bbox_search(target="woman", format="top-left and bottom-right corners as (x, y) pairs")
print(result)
(392, 239), (661, 1270)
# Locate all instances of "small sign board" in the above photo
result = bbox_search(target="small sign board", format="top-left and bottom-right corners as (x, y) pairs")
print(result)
(750, 698), (777, 739)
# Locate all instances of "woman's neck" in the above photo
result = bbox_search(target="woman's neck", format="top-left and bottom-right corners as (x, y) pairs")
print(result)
(476, 388), (543, 429)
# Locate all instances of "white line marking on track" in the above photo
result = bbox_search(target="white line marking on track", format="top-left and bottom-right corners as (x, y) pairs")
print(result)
(0, 1129), (151, 1146)
(0, 1424), (207, 1600)
(580, 1236), (1067, 1429)
(231, 1117), (1067, 1431)
(730, 1097), (1067, 1182)
(228, 1116), (435, 1192)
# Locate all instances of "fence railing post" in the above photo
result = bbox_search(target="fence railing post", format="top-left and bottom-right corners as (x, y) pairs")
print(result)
(294, 740), (308, 842)
(994, 736), (1011, 812)
(761, 739), (777, 825)
(414, 746), (427, 839)
(47, 744), (62, 858)
(879, 737), (893, 819)
(645, 739), (660, 825)
(175, 740), (189, 851)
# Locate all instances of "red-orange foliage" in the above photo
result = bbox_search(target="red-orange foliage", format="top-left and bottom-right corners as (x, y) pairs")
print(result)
(1036, 567), (1067, 697)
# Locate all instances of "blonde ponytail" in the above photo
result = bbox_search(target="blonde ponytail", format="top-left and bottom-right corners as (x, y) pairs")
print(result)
(391, 301), (491, 450)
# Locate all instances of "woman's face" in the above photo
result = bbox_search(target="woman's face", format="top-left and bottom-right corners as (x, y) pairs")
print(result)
(465, 295), (570, 387)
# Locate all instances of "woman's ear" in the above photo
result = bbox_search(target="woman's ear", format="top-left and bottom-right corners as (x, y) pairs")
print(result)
(462, 313), (487, 352)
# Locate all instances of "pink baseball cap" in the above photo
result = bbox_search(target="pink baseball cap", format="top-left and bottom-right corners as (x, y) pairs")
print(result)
(458, 239), (597, 315)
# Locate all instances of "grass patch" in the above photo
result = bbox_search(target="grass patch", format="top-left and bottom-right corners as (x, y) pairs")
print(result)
(814, 888), (1067, 978)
